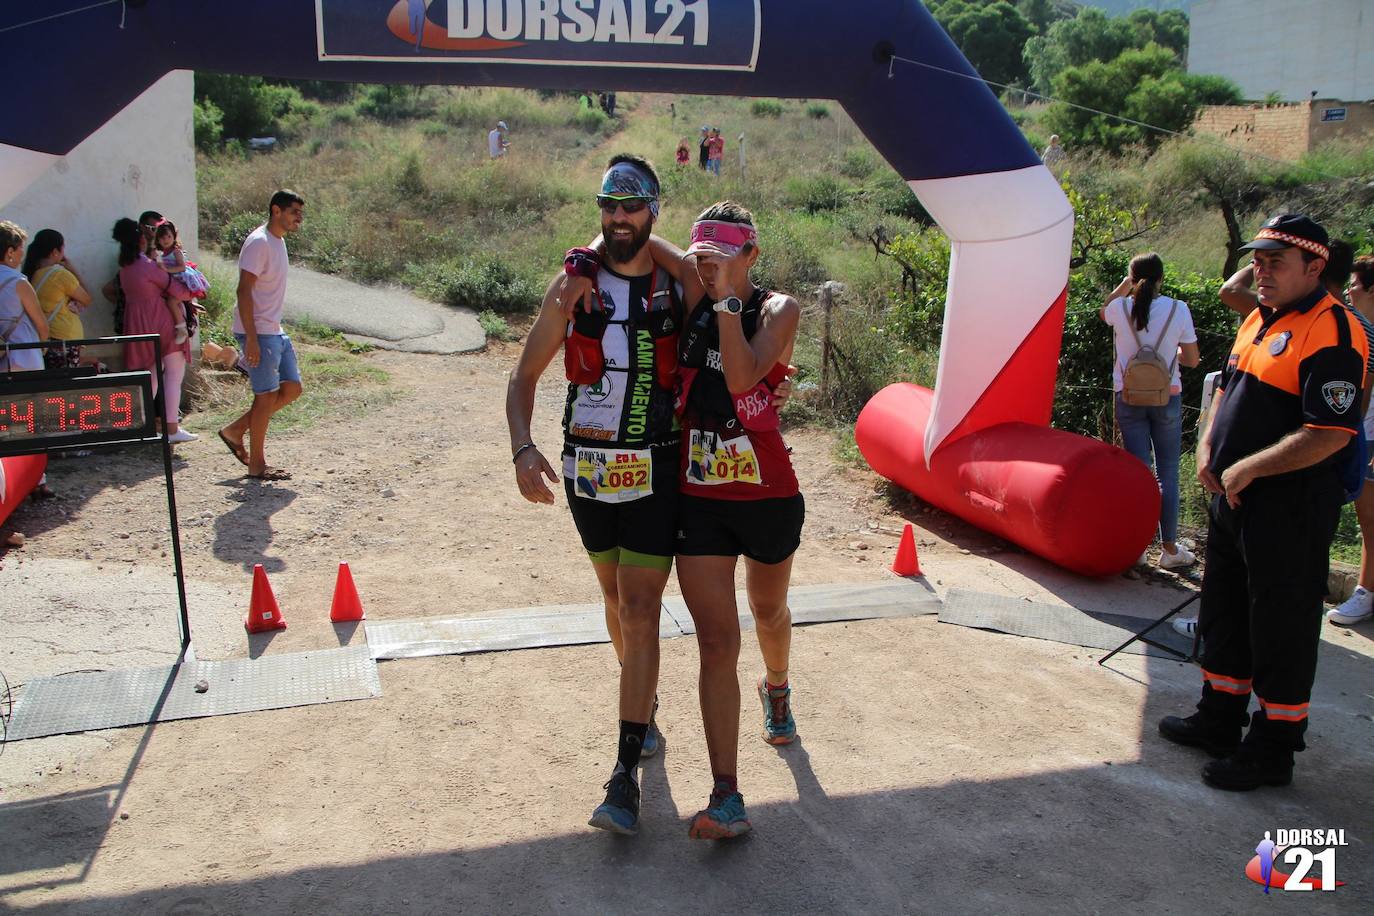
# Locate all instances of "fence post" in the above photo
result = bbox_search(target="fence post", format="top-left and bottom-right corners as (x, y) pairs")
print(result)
(819, 280), (837, 402)
(738, 133), (746, 182)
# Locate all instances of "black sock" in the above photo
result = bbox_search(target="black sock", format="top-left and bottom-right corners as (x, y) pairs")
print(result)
(617, 720), (649, 776)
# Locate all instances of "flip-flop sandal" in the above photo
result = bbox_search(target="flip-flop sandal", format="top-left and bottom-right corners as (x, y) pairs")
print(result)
(217, 430), (249, 466)
(246, 468), (292, 481)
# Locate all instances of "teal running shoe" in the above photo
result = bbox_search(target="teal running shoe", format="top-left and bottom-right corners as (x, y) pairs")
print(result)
(588, 770), (640, 836)
(757, 678), (796, 745)
(688, 784), (751, 840)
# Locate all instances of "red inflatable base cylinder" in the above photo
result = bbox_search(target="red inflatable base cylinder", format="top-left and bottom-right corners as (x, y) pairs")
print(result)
(856, 384), (1161, 577)
(0, 455), (48, 526)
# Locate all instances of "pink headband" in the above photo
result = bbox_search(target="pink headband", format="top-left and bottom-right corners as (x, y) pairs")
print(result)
(687, 220), (758, 257)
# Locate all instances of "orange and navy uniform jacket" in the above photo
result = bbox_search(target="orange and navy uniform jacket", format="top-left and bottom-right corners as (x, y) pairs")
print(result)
(1208, 288), (1369, 478)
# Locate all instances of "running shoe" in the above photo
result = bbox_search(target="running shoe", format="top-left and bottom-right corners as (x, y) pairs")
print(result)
(757, 678), (796, 745)
(640, 697), (662, 758)
(1158, 545), (1196, 570)
(588, 770), (640, 836)
(1171, 616), (1198, 638)
(688, 784), (751, 840)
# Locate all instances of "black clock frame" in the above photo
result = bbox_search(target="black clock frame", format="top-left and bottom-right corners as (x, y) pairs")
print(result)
(1, 335), (192, 650)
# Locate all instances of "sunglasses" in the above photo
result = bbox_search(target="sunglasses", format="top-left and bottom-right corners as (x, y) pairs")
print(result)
(597, 196), (650, 215)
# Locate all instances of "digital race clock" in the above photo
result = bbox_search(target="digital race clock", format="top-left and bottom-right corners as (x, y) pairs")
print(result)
(0, 370), (157, 456)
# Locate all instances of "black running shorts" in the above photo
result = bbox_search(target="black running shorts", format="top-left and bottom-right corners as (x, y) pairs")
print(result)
(564, 444), (680, 568)
(675, 493), (805, 565)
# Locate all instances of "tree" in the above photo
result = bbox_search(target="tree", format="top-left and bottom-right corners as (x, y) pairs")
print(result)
(1023, 7), (1140, 94)
(1043, 44), (1241, 154)
(1016, 0), (1077, 35)
(930, 0), (1035, 86)
(1126, 8), (1190, 58)
(1147, 139), (1278, 278)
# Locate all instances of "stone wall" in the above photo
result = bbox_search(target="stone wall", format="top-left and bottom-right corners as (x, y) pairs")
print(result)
(1193, 99), (1374, 161)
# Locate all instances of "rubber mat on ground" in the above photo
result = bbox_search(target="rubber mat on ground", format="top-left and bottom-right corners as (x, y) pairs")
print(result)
(938, 589), (1195, 658)
(6, 644), (381, 741)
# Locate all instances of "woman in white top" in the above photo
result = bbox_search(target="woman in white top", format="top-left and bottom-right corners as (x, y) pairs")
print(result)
(1101, 253), (1201, 570)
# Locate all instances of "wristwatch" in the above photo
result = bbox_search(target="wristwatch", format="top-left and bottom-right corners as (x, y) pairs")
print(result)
(713, 296), (743, 315)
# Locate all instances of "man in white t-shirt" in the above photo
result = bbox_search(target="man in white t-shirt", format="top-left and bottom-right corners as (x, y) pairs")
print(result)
(217, 189), (305, 481)
(488, 121), (509, 159)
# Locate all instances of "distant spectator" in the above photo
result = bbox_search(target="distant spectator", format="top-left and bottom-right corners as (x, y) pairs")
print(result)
(698, 126), (710, 170)
(1100, 253), (1201, 578)
(22, 229), (92, 370)
(706, 128), (724, 176)
(113, 218), (197, 445)
(605, 92), (617, 117)
(676, 137), (691, 167)
(1042, 134), (1066, 171)
(489, 120), (509, 159)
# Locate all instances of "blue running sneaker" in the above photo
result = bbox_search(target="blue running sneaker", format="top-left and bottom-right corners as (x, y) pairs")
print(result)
(757, 678), (796, 745)
(688, 784), (751, 840)
(640, 697), (662, 758)
(588, 770), (640, 836)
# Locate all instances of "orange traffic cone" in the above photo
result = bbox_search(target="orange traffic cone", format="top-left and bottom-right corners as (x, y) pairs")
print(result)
(330, 562), (365, 622)
(245, 564), (287, 633)
(891, 522), (921, 576)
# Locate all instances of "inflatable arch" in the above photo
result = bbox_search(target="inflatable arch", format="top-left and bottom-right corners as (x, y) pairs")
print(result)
(1, 1), (1158, 573)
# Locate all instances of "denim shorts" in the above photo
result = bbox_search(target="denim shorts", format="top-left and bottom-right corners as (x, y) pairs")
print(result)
(234, 333), (301, 394)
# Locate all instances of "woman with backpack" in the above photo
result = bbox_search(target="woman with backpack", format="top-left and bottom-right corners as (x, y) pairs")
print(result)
(1101, 252), (1201, 572)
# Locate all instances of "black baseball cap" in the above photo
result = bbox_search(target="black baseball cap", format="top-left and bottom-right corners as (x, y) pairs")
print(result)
(1239, 214), (1330, 260)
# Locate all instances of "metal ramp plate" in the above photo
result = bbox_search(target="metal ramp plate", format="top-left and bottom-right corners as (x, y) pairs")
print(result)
(367, 579), (940, 659)
(6, 644), (381, 741)
(939, 589), (1193, 658)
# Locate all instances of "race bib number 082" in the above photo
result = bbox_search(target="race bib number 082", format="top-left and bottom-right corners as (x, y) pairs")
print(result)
(687, 429), (761, 486)
(574, 447), (653, 502)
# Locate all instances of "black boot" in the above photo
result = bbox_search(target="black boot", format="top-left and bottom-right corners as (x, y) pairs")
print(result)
(1202, 743), (1294, 791)
(1158, 712), (1242, 758)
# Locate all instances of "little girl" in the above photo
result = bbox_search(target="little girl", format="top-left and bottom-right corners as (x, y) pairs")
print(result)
(675, 138), (691, 167)
(153, 220), (209, 345)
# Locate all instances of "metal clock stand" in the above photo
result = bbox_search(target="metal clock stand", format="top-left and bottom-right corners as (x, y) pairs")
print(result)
(0, 334), (192, 653)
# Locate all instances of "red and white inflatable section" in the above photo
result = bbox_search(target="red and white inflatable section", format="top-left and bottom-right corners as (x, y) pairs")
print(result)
(856, 166), (1161, 577)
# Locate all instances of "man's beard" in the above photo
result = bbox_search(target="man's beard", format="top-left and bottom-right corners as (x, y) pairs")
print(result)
(604, 218), (652, 265)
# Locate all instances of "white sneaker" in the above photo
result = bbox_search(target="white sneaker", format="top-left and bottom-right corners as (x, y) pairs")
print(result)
(1171, 616), (1198, 637)
(1158, 546), (1197, 570)
(167, 429), (200, 444)
(1328, 587), (1374, 626)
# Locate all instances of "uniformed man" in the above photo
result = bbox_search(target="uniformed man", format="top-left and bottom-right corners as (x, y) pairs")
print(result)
(1159, 214), (1368, 791)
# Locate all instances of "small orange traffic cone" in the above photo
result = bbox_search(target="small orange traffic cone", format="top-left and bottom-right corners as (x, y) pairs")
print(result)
(330, 562), (365, 622)
(891, 522), (922, 577)
(245, 564), (287, 633)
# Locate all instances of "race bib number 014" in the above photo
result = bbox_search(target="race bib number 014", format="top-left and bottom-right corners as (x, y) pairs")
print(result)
(687, 429), (761, 486)
(574, 447), (653, 502)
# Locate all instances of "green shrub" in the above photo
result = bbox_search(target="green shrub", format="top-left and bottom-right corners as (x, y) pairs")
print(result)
(330, 105), (358, 126)
(410, 257), (542, 313)
(218, 212), (264, 258)
(805, 103), (831, 119)
(358, 84), (430, 121)
(751, 99), (784, 118)
(838, 148), (876, 179)
(195, 73), (308, 139)
(570, 107), (611, 134)
(785, 175), (850, 214)
(752, 217), (831, 293)
(193, 99), (224, 151)
(863, 173), (931, 223)
(419, 120), (449, 138)
(477, 309), (515, 341)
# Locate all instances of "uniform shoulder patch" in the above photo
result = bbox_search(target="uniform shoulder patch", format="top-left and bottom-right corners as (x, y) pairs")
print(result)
(1323, 380), (1357, 414)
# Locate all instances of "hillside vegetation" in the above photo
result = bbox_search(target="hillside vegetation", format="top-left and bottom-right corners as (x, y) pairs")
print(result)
(195, 77), (1374, 555)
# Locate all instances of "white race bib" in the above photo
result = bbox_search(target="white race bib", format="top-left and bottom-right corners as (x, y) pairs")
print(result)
(686, 429), (761, 486)
(568, 446), (654, 502)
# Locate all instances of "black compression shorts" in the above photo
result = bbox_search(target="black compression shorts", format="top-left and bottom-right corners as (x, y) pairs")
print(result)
(675, 493), (805, 565)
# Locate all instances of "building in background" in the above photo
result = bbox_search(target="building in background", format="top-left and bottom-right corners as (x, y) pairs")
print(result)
(1193, 98), (1374, 161)
(2, 71), (197, 352)
(1189, 0), (1374, 102)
